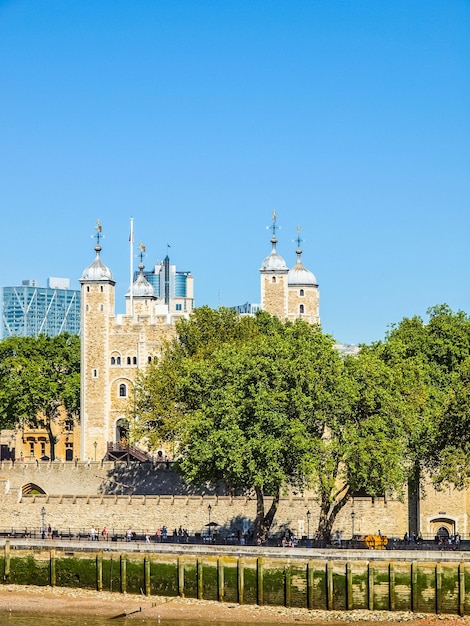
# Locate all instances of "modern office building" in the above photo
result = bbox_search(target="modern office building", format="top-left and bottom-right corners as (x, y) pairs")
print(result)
(141, 255), (193, 315)
(1, 278), (81, 339)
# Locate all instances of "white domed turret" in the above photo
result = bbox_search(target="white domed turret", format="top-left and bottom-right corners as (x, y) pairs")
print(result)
(287, 226), (320, 325)
(81, 246), (114, 282)
(260, 247), (288, 271)
(80, 221), (115, 284)
(288, 250), (318, 287)
(260, 212), (289, 319)
(126, 263), (155, 298)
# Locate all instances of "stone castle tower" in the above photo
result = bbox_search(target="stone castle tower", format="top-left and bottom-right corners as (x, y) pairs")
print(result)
(78, 216), (317, 462)
(260, 212), (319, 324)
(79, 223), (194, 462)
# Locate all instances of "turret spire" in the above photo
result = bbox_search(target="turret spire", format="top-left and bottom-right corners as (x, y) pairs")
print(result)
(269, 210), (280, 242)
(94, 219), (103, 249)
(80, 220), (114, 283)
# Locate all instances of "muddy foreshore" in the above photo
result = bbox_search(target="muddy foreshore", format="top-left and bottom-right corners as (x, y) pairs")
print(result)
(1, 584), (470, 624)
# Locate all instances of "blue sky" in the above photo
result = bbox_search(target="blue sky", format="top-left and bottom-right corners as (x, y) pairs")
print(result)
(1, 0), (469, 345)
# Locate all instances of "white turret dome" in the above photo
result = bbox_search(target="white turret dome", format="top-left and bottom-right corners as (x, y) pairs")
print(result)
(288, 246), (318, 286)
(80, 245), (114, 282)
(126, 264), (155, 298)
(260, 248), (288, 271)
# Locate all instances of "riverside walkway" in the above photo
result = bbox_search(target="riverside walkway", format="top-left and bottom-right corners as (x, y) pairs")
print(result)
(1, 536), (469, 563)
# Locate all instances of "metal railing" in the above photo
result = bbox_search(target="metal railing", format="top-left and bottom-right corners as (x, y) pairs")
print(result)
(0, 527), (469, 550)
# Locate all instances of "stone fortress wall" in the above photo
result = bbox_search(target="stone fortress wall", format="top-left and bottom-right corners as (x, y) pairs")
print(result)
(0, 461), (408, 538)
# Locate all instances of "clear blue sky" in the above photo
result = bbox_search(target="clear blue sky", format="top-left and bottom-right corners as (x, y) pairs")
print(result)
(1, 0), (469, 345)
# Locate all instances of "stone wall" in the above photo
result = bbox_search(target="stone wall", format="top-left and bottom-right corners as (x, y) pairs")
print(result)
(0, 461), (409, 539)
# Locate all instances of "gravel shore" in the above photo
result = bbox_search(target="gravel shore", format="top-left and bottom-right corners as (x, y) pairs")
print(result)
(1, 585), (470, 624)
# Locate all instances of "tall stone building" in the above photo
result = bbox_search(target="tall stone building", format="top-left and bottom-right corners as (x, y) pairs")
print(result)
(79, 215), (318, 462)
(79, 225), (194, 462)
(260, 212), (319, 324)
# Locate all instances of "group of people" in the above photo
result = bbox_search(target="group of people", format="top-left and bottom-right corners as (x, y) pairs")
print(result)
(41, 524), (52, 539)
(436, 533), (461, 547)
(403, 531), (423, 544)
(155, 525), (190, 542)
(280, 529), (297, 547)
(90, 526), (107, 541)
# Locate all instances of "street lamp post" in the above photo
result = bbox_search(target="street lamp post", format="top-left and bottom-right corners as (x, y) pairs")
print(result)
(351, 510), (355, 540)
(208, 504), (212, 539)
(306, 510), (311, 545)
(93, 441), (97, 462)
(41, 506), (46, 539)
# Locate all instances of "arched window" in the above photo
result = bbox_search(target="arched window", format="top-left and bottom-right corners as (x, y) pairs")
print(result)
(116, 356), (121, 365)
(299, 304), (304, 314)
(127, 356), (131, 365)
(272, 276), (276, 283)
(299, 289), (304, 297)
(100, 286), (104, 292)
(119, 384), (127, 397)
(111, 356), (116, 365)
(148, 356), (152, 363)
(133, 356), (137, 365)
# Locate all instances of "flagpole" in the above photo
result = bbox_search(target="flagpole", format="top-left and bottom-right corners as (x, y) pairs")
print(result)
(129, 217), (134, 316)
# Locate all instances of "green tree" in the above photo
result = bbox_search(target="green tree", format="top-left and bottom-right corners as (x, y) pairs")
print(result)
(368, 304), (470, 513)
(307, 348), (412, 538)
(0, 333), (80, 460)
(133, 307), (411, 539)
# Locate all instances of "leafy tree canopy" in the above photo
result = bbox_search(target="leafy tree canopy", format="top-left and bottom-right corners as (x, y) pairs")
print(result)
(133, 307), (411, 538)
(0, 333), (80, 459)
(368, 304), (470, 490)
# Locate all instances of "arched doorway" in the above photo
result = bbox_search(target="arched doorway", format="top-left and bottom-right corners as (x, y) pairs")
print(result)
(115, 418), (129, 445)
(436, 526), (449, 539)
(430, 517), (456, 541)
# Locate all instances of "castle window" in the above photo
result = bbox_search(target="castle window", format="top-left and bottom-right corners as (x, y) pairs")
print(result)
(148, 356), (152, 363)
(111, 357), (116, 365)
(40, 442), (46, 456)
(86, 305), (89, 312)
(116, 357), (121, 365)
(299, 289), (304, 297)
(176, 303), (182, 311)
(133, 356), (137, 365)
(100, 304), (104, 311)
(87, 286), (90, 292)
(92, 369), (98, 378)
(127, 356), (131, 365)
(100, 286), (104, 292)
(272, 276), (276, 283)
(299, 304), (305, 314)
(119, 383), (127, 397)
(29, 442), (35, 457)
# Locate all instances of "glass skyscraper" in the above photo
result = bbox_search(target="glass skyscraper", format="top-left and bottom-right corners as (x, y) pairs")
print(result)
(2, 278), (81, 338)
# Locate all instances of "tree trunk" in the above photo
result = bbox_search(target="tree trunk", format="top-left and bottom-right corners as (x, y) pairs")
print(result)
(317, 487), (351, 541)
(46, 420), (56, 461)
(254, 486), (280, 542)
